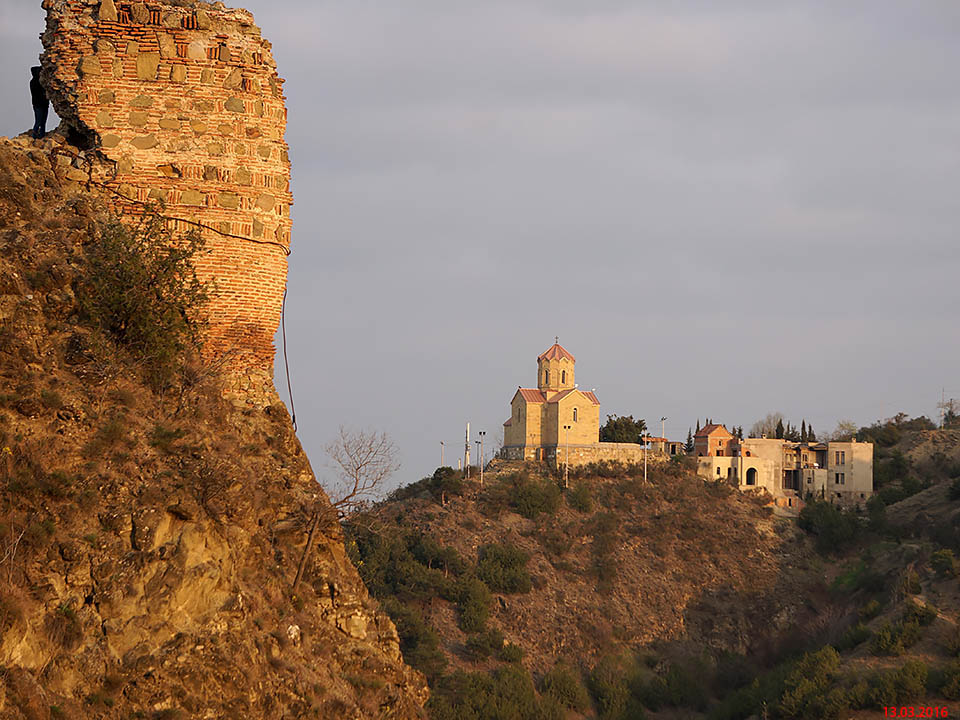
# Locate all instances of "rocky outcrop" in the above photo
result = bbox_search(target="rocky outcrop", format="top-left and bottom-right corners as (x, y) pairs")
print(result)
(0, 138), (426, 718)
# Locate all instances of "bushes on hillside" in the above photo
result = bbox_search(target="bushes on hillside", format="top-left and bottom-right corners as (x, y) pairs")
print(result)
(566, 483), (593, 513)
(477, 543), (532, 594)
(389, 466), (466, 504)
(798, 501), (861, 555)
(79, 212), (209, 391)
(510, 475), (561, 519)
(540, 663), (590, 712)
(428, 665), (556, 720)
(457, 578), (491, 633)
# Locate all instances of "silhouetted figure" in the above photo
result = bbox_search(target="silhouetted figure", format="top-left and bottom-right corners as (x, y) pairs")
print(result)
(30, 67), (48, 139)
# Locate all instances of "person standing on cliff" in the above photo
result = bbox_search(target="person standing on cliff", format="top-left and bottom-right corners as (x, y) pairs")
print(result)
(30, 67), (49, 139)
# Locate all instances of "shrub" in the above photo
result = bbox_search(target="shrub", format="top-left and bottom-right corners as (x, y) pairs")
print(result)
(870, 660), (928, 705)
(939, 661), (960, 700)
(477, 543), (532, 594)
(777, 646), (843, 719)
(903, 600), (937, 626)
(541, 663), (590, 712)
(859, 599), (883, 621)
(510, 476), (561, 519)
(836, 622), (872, 651)
(499, 642), (524, 663)
(900, 568), (921, 595)
(428, 665), (550, 720)
(798, 501), (860, 555)
(457, 578), (491, 633)
(931, 549), (957, 577)
(465, 627), (504, 661)
(871, 618), (922, 656)
(79, 211), (209, 391)
(587, 654), (634, 720)
(380, 598), (447, 680)
(567, 483), (593, 513)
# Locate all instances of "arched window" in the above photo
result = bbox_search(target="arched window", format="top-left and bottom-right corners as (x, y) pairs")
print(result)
(544, 370), (550, 385)
(573, 407), (578, 422)
(561, 370), (566, 384)
(746, 468), (757, 486)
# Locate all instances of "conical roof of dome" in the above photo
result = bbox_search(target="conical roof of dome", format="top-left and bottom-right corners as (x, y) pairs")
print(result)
(537, 342), (575, 363)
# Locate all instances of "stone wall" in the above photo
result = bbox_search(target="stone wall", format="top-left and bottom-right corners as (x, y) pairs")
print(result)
(40, 0), (293, 398)
(503, 442), (667, 469)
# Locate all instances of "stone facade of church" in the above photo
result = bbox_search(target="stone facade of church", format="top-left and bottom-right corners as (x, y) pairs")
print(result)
(502, 342), (658, 468)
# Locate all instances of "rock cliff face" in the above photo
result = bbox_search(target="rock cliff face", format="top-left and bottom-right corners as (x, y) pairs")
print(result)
(0, 138), (426, 718)
(40, 0), (294, 399)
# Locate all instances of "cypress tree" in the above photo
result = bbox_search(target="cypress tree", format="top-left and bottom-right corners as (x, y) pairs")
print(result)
(685, 428), (694, 452)
(775, 418), (784, 439)
(801, 420), (807, 443)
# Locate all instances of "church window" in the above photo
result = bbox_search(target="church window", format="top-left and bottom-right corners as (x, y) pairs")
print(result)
(573, 407), (578, 422)
(561, 370), (566, 384)
(545, 370), (550, 385)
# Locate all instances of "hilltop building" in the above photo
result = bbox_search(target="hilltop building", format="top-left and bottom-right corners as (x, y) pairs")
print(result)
(502, 342), (673, 468)
(693, 424), (873, 508)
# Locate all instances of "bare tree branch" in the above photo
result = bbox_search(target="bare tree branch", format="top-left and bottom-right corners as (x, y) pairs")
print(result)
(322, 426), (399, 518)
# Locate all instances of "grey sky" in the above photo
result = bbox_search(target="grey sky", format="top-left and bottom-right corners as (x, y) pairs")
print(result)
(2, 1), (958, 490)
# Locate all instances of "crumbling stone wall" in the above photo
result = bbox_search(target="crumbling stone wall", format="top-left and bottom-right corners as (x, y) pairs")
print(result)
(40, 0), (293, 399)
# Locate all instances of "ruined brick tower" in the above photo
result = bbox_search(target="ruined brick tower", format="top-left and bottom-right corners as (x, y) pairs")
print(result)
(40, 0), (293, 399)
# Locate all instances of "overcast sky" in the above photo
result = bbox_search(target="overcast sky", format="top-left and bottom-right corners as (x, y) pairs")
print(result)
(2, 1), (958, 491)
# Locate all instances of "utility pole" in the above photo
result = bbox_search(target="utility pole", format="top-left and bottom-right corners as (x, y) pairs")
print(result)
(440, 441), (444, 468)
(478, 431), (486, 486)
(464, 422), (471, 478)
(563, 424), (571, 489)
(660, 416), (667, 456)
(643, 434), (648, 484)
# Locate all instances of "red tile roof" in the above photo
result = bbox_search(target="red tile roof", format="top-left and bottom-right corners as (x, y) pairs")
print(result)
(694, 423), (732, 438)
(547, 389), (600, 406)
(538, 342), (575, 363)
(503, 418), (513, 426)
(516, 388), (546, 403)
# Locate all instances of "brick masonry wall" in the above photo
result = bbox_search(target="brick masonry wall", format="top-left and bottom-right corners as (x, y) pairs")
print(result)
(40, 0), (293, 399)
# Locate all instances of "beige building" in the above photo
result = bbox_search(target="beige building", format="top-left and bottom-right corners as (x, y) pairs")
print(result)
(693, 424), (873, 509)
(502, 342), (663, 468)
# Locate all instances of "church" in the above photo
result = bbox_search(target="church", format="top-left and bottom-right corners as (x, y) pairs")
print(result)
(502, 341), (601, 461)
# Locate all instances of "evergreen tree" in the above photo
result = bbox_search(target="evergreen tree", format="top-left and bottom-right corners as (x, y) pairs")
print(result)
(685, 428), (694, 453)
(775, 418), (784, 439)
(801, 420), (807, 443)
(808, 425), (817, 442)
(736, 426), (744, 439)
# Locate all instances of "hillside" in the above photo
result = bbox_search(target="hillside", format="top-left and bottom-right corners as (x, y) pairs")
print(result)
(0, 135), (426, 718)
(348, 427), (960, 719)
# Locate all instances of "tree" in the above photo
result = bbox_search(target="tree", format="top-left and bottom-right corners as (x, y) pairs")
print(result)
(599, 415), (647, 443)
(807, 424), (817, 442)
(801, 420), (807, 443)
(828, 421), (858, 442)
(685, 428), (694, 453)
(323, 427), (399, 516)
(736, 425), (744, 439)
(775, 418), (785, 439)
(749, 412), (784, 439)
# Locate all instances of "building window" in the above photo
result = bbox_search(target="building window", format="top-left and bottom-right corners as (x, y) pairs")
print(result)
(835, 450), (845, 465)
(836, 492), (842, 499)
(807, 476), (812, 484)
(561, 370), (566, 384)
(544, 370), (550, 385)
(573, 407), (578, 422)
(716, 467), (721, 476)
(834, 472), (845, 485)
(860, 493), (865, 499)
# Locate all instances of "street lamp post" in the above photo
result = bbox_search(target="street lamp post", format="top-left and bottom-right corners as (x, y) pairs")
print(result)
(644, 432), (648, 484)
(478, 431), (486, 486)
(563, 424), (572, 489)
(440, 441), (444, 468)
(660, 416), (667, 456)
